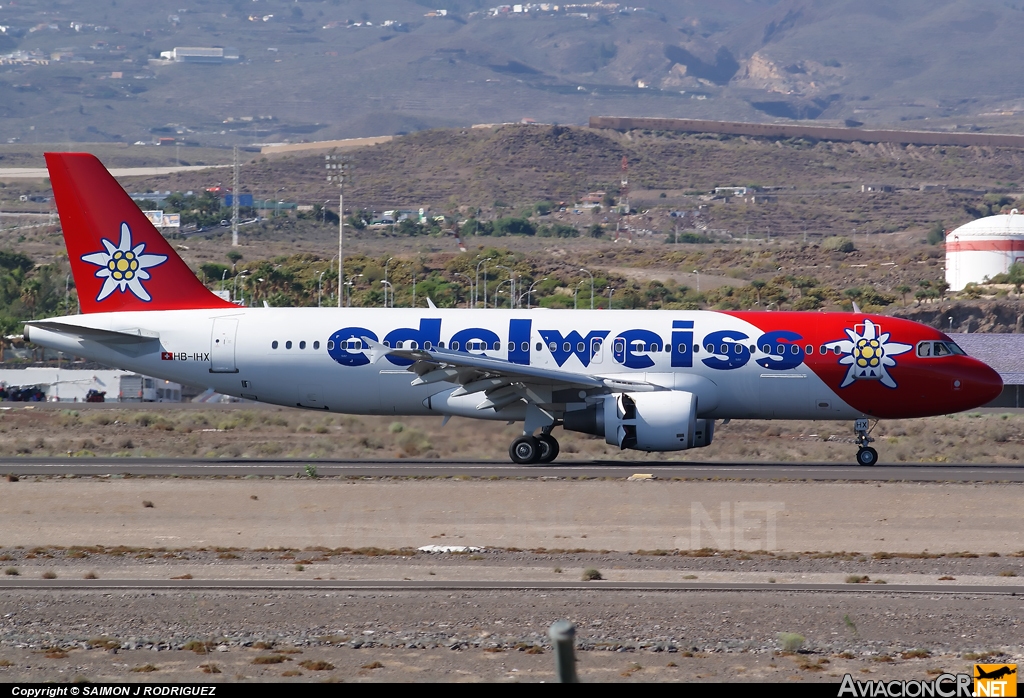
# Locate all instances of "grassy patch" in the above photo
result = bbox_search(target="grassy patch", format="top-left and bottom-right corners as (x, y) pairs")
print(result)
(252, 655), (291, 665)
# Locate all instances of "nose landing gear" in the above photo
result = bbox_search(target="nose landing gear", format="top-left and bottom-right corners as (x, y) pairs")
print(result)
(854, 418), (878, 466)
(508, 431), (560, 465)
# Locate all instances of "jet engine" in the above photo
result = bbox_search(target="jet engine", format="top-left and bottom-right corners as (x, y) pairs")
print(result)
(563, 391), (714, 452)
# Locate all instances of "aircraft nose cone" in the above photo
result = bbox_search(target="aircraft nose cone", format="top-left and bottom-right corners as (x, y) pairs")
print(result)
(960, 359), (1003, 408)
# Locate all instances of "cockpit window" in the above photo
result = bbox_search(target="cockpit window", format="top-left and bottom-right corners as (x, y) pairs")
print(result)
(917, 340), (965, 358)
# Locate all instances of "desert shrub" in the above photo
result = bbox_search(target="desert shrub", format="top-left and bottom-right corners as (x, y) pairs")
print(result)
(778, 632), (805, 652)
(822, 236), (854, 253)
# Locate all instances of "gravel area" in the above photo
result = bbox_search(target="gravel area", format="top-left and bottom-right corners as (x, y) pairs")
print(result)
(0, 477), (1020, 682)
(0, 589), (1020, 683)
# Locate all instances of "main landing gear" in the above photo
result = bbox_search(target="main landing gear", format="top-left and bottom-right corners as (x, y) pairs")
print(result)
(509, 432), (560, 465)
(854, 418), (878, 467)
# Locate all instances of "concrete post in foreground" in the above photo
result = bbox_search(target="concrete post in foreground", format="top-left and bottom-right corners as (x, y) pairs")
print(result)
(548, 620), (579, 683)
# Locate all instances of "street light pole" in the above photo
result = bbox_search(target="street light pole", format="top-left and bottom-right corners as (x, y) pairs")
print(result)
(453, 272), (472, 308)
(527, 277), (548, 309)
(383, 257), (394, 308)
(318, 270), (326, 307)
(579, 268), (594, 309)
(325, 153), (348, 309)
(475, 257), (492, 309)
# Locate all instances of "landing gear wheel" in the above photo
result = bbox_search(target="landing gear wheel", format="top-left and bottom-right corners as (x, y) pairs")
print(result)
(856, 447), (878, 467)
(509, 435), (540, 464)
(537, 434), (560, 464)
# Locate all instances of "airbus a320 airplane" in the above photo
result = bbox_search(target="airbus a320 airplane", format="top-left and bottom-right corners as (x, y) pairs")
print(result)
(25, 153), (1003, 466)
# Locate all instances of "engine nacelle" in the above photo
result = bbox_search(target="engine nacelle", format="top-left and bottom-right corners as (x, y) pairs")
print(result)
(563, 391), (714, 452)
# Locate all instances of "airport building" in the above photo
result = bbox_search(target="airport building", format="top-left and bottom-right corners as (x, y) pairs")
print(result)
(0, 369), (181, 403)
(945, 212), (1024, 291)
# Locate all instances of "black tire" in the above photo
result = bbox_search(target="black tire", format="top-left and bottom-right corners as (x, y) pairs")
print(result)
(537, 434), (560, 464)
(856, 447), (878, 467)
(509, 435), (540, 464)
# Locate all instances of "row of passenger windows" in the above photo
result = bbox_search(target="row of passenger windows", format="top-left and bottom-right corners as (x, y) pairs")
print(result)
(271, 340), (321, 350)
(276, 338), (859, 356)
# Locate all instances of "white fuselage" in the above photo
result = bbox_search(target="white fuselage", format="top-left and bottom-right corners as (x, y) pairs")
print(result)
(28, 307), (862, 420)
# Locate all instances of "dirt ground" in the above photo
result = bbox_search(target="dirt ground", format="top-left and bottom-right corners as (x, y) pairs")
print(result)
(0, 476), (1021, 682)
(1, 404), (1023, 464)
(0, 587), (1020, 684)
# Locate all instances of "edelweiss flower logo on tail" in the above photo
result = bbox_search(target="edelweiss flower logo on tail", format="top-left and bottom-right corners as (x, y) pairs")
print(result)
(81, 222), (168, 302)
(824, 319), (912, 389)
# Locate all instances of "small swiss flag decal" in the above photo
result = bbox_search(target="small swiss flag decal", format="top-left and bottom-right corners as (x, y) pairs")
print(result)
(161, 352), (173, 361)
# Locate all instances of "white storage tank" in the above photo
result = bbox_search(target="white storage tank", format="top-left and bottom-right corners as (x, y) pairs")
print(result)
(946, 210), (1024, 291)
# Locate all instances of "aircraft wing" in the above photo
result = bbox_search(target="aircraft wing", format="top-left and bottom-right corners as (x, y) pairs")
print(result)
(375, 342), (657, 410)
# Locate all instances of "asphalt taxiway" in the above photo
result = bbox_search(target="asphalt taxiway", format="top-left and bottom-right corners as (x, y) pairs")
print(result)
(2, 457), (1024, 481)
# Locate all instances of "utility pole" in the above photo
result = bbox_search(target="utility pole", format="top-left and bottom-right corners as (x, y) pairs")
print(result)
(231, 145), (240, 247)
(325, 153), (348, 308)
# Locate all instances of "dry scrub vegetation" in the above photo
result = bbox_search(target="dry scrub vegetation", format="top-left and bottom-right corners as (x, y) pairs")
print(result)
(0, 405), (1021, 464)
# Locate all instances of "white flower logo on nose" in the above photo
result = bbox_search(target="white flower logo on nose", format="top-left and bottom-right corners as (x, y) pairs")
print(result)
(824, 319), (912, 389)
(81, 222), (167, 302)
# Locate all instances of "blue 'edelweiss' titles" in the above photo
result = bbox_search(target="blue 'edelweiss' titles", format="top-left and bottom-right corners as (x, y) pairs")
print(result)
(325, 318), (823, 373)
(81, 222), (168, 302)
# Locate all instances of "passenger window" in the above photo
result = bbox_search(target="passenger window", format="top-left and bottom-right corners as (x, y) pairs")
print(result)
(383, 340), (391, 348)
(536, 342), (543, 351)
(819, 345), (826, 355)
(577, 342), (586, 352)
(651, 343), (660, 352)
(563, 342), (571, 352)
(549, 342), (557, 351)
(761, 344), (770, 354)
(409, 341), (419, 350)
(677, 343), (687, 353)
(805, 345), (813, 354)
(424, 341), (432, 350)
(693, 344), (700, 353)
(705, 343), (714, 353)
(286, 341), (293, 349)
(326, 340), (334, 350)
(791, 345), (799, 355)
(521, 342), (529, 352)
(493, 341), (500, 351)
(396, 341), (404, 349)
(299, 341), (306, 350)
(313, 341), (320, 350)
(451, 341), (460, 351)
(438, 342), (445, 348)
(734, 344), (743, 354)
(507, 342), (514, 351)
(272, 340), (279, 349)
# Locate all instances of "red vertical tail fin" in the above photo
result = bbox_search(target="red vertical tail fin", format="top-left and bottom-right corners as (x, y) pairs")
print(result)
(45, 152), (235, 313)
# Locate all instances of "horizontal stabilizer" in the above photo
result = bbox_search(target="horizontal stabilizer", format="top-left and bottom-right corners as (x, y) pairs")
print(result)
(25, 321), (159, 345)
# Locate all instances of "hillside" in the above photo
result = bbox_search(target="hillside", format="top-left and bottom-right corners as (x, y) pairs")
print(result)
(117, 123), (1024, 239)
(5, 1), (1024, 146)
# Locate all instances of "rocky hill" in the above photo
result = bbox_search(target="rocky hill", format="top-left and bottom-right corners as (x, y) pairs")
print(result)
(5, 1), (1024, 146)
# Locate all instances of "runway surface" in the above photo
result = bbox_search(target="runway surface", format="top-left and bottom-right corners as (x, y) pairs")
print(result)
(2, 457), (1024, 481)
(1, 579), (1021, 594)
